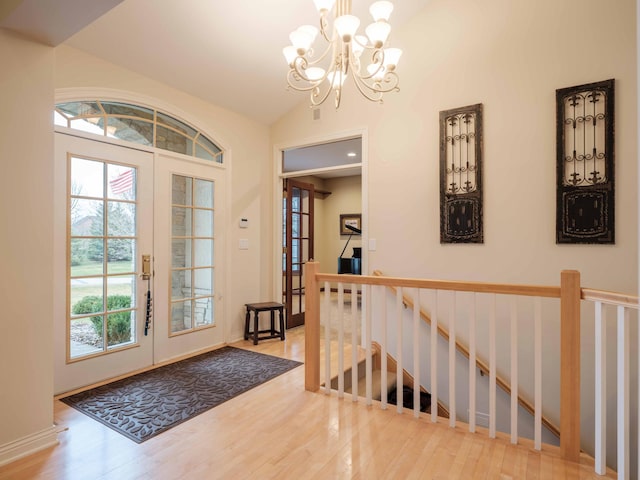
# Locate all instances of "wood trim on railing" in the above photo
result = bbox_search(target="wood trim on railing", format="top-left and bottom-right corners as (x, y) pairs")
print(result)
(318, 272), (562, 298)
(371, 270), (561, 439)
(581, 288), (640, 309)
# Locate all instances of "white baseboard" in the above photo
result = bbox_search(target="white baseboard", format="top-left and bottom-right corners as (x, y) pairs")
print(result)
(0, 426), (58, 467)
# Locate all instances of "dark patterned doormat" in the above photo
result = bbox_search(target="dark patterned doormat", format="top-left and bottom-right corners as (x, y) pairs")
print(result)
(61, 346), (302, 443)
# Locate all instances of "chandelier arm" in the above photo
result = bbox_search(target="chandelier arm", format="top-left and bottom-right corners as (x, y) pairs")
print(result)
(351, 73), (384, 102)
(304, 40), (335, 67)
(288, 55), (331, 87)
(287, 69), (323, 93)
(355, 48), (385, 81)
(310, 81), (335, 107)
(318, 14), (331, 43)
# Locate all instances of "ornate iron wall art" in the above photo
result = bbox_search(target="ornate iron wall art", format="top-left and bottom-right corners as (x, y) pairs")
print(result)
(556, 79), (615, 244)
(439, 104), (483, 243)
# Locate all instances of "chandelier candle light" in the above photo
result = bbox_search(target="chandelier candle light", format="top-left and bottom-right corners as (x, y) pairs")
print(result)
(283, 0), (402, 108)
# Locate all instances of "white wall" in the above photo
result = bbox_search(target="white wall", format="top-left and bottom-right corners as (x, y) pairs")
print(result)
(0, 29), (56, 461)
(54, 45), (273, 343)
(271, 0), (637, 468)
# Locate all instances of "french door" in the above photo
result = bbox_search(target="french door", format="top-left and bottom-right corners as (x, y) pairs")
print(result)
(282, 179), (314, 329)
(54, 134), (225, 394)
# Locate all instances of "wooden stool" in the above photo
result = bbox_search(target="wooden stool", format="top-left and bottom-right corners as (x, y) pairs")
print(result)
(244, 302), (285, 345)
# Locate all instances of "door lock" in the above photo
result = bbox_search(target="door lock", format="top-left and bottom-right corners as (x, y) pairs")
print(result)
(141, 254), (151, 280)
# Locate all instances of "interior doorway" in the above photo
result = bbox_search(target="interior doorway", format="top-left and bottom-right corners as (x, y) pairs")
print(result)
(278, 136), (364, 329)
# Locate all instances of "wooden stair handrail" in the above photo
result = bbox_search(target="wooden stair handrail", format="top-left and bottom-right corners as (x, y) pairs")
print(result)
(581, 288), (640, 309)
(372, 269), (561, 439)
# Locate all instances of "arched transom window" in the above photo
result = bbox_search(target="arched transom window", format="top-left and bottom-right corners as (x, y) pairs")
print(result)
(55, 100), (223, 164)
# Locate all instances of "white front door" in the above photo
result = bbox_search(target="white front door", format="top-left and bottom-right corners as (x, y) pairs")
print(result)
(152, 153), (225, 363)
(54, 135), (225, 394)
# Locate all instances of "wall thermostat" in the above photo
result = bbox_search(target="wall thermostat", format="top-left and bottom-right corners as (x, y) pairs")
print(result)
(239, 218), (249, 228)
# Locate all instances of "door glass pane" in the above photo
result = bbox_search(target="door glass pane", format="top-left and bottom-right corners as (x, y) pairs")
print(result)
(171, 300), (192, 332)
(107, 202), (135, 236)
(172, 270), (191, 301)
(170, 174), (215, 334)
(107, 165), (136, 200)
(70, 278), (103, 317)
(70, 317), (103, 357)
(194, 268), (213, 296)
(194, 239), (213, 266)
(71, 239), (103, 276)
(107, 240), (135, 274)
(106, 275), (135, 307)
(71, 199), (103, 235)
(71, 158), (103, 198)
(193, 298), (212, 327)
(172, 239), (192, 268)
(194, 179), (213, 208)
(302, 212), (309, 238)
(172, 207), (191, 236)
(69, 157), (139, 359)
(194, 209), (213, 236)
(292, 188), (301, 212)
(106, 311), (134, 347)
(172, 175), (192, 205)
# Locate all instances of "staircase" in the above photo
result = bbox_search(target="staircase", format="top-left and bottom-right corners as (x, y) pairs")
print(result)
(327, 343), (449, 417)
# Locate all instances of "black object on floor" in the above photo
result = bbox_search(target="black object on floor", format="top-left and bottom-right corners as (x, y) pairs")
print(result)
(388, 386), (432, 412)
(61, 346), (302, 443)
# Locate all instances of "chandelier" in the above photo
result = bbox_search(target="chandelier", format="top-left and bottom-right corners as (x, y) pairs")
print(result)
(283, 0), (402, 109)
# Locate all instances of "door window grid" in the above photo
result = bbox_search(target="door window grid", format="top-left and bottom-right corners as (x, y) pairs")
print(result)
(170, 174), (215, 334)
(68, 157), (138, 360)
(283, 195), (302, 273)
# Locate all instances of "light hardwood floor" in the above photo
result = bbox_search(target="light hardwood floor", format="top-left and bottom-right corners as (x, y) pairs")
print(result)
(0, 326), (614, 479)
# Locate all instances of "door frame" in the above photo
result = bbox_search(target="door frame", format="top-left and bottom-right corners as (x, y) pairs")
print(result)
(272, 128), (369, 307)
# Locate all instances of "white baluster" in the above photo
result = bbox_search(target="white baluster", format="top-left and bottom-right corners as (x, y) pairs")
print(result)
(534, 297), (542, 451)
(594, 301), (606, 473)
(617, 305), (629, 479)
(351, 283), (358, 402)
(381, 285), (388, 409)
(413, 288), (421, 418)
(510, 297), (518, 444)
(365, 284), (373, 406)
(431, 290), (438, 423)
(397, 287), (403, 414)
(469, 293), (476, 433)
(449, 292), (456, 428)
(489, 294), (496, 438)
(324, 282), (331, 394)
(337, 283), (345, 398)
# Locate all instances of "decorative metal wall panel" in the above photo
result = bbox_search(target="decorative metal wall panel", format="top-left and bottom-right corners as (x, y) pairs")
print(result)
(556, 79), (614, 243)
(440, 104), (483, 243)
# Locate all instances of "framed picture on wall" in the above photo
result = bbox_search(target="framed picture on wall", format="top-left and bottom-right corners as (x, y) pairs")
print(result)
(340, 213), (361, 235)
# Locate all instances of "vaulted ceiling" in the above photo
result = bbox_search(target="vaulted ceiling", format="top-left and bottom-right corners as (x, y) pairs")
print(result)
(1, 0), (431, 125)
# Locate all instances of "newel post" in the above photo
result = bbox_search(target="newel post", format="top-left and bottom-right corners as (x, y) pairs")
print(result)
(305, 260), (321, 392)
(560, 270), (581, 462)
